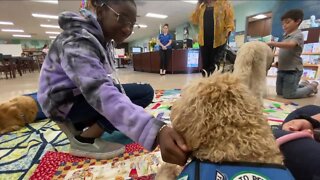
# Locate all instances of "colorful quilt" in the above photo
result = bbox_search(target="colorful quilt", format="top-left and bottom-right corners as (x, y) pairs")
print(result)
(0, 89), (298, 179)
(54, 150), (162, 179)
(0, 120), (69, 179)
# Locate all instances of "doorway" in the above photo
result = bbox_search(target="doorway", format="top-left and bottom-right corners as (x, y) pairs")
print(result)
(246, 12), (273, 39)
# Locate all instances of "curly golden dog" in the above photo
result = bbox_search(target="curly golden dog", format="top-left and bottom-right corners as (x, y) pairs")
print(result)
(0, 96), (38, 134)
(233, 41), (274, 104)
(156, 72), (283, 179)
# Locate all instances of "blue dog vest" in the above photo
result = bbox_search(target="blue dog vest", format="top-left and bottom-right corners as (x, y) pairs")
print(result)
(177, 160), (294, 180)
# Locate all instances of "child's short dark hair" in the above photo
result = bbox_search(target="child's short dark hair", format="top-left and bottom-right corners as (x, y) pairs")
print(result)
(91, 0), (136, 8)
(163, 24), (169, 27)
(281, 9), (304, 25)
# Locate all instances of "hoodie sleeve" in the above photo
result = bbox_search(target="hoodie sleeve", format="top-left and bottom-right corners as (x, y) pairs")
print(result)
(60, 37), (164, 151)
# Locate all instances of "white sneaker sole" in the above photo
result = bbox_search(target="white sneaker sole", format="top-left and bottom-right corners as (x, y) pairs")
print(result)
(70, 146), (125, 160)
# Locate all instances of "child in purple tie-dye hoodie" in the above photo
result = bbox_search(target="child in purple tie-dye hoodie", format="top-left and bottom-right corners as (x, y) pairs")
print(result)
(37, 0), (189, 165)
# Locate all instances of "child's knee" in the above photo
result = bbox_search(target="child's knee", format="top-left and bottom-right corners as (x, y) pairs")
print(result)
(283, 93), (295, 99)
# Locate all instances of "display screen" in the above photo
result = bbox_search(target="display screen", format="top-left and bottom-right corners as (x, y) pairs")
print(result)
(187, 49), (199, 68)
(132, 47), (142, 53)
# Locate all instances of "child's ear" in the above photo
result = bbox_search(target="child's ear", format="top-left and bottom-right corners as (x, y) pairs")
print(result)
(297, 19), (302, 25)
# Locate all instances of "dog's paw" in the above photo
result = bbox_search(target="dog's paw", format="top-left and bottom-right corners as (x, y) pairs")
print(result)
(0, 125), (22, 134)
(156, 163), (183, 180)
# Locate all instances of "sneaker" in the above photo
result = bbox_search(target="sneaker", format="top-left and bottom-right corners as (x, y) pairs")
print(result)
(56, 121), (82, 138)
(307, 81), (319, 94)
(299, 80), (310, 88)
(69, 136), (125, 160)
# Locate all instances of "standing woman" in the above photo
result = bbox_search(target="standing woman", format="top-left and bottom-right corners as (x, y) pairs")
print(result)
(191, 0), (235, 77)
(158, 24), (173, 75)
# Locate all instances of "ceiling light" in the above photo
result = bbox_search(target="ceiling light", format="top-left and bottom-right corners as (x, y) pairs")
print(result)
(252, 14), (267, 19)
(183, 1), (197, 4)
(33, 0), (58, 4)
(45, 31), (60, 35)
(2, 29), (24, 32)
(32, 13), (58, 19)
(146, 13), (168, 19)
(13, 34), (31, 38)
(49, 36), (56, 39)
(40, 24), (60, 28)
(134, 24), (148, 28)
(0, 21), (14, 25)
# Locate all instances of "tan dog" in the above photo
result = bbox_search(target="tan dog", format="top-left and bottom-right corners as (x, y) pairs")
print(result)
(0, 96), (38, 134)
(233, 41), (274, 104)
(156, 72), (283, 179)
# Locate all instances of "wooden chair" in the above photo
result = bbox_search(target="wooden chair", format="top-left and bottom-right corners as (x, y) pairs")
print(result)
(1, 55), (17, 79)
(0, 54), (12, 79)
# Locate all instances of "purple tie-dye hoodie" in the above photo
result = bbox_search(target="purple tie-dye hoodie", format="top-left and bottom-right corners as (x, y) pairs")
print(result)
(37, 11), (164, 151)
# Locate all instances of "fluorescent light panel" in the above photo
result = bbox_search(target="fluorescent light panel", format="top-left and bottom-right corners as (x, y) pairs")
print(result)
(13, 34), (31, 38)
(2, 29), (24, 32)
(33, 0), (58, 4)
(134, 24), (148, 28)
(252, 14), (267, 19)
(146, 13), (168, 19)
(183, 1), (197, 4)
(0, 21), (14, 25)
(45, 31), (60, 35)
(32, 13), (58, 19)
(49, 36), (56, 39)
(40, 24), (60, 28)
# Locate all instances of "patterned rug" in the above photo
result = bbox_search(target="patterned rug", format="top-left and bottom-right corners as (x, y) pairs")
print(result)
(0, 120), (69, 179)
(0, 89), (298, 179)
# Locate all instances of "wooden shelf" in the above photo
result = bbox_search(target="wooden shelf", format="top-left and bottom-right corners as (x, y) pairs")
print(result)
(303, 52), (320, 55)
(274, 52), (320, 56)
(23, 49), (42, 53)
(303, 64), (319, 67)
(271, 64), (319, 68)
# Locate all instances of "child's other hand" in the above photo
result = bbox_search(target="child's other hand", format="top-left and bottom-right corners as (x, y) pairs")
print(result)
(267, 41), (275, 47)
(158, 126), (190, 166)
(282, 119), (313, 134)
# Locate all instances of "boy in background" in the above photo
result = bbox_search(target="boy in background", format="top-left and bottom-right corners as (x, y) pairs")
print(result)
(268, 9), (318, 99)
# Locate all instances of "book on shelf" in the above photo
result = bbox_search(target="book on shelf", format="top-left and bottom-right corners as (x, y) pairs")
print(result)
(309, 55), (320, 64)
(301, 55), (310, 64)
(312, 43), (320, 53)
(302, 31), (309, 41)
(303, 43), (314, 53)
(262, 35), (272, 42)
(302, 68), (317, 79)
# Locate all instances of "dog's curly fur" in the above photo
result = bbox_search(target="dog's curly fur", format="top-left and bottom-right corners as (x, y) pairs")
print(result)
(0, 96), (38, 134)
(156, 72), (282, 180)
(233, 41), (274, 104)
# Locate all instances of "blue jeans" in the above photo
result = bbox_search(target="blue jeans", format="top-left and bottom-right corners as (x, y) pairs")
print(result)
(66, 83), (154, 133)
(25, 92), (47, 120)
(276, 70), (312, 99)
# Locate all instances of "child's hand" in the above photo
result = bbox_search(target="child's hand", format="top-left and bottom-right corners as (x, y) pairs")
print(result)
(267, 41), (276, 47)
(282, 119), (313, 133)
(158, 126), (190, 166)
